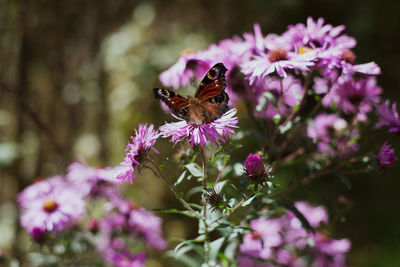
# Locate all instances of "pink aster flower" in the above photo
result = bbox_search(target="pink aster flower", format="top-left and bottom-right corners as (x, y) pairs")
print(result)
(18, 176), (85, 234)
(105, 249), (147, 267)
(336, 77), (381, 114)
(375, 101), (400, 133)
(129, 207), (167, 250)
(241, 49), (315, 84)
(159, 53), (212, 90)
(17, 175), (64, 208)
(159, 108), (238, 149)
(292, 201), (329, 227)
(116, 124), (159, 184)
(253, 75), (303, 119)
(284, 17), (347, 49)
(67, 162), (121, 197)
(307, 113), (348, 141)
(372, 142), (397, 168)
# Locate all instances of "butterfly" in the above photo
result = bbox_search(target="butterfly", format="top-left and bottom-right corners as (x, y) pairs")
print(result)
(153, 63), (229, 125)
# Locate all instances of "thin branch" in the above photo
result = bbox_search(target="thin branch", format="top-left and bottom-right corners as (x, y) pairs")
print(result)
(208, 190), (254, 226)
(147, 157), (202, 220)
(214, 160), (227, 186)
(200, 147), (207, 188)
(281, 69), (314, 127)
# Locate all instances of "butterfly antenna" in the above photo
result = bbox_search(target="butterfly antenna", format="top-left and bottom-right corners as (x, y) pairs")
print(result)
(190, 77), (197, 89)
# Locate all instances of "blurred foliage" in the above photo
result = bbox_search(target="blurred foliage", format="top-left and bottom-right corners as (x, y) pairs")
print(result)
(1, 0), (400, 266)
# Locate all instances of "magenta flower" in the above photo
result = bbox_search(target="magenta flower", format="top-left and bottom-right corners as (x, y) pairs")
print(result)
(159, 108), (238, 149)
(116, 124), (159, 184)
(244, 153), (265, 177)
(375, 101), (400, 133)
(372, 143), (397, 168)
(18, 176), (85, 234)
(129, 207), (167, 250)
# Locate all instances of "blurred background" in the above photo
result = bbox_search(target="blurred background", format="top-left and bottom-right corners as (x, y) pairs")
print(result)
(1, 0), (400, 266)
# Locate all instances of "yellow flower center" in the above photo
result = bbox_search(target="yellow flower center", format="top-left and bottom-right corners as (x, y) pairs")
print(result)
(298, 46), (313, 54)
(43, 200), (59, 213)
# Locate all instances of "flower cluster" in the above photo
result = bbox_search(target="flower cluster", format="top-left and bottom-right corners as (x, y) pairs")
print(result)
(237, 201), (351, 267)
(18, 161), (167, 267)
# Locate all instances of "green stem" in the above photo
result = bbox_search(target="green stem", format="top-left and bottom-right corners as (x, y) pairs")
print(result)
(199, 147), (210, 264)
(147, 156), (202, 220)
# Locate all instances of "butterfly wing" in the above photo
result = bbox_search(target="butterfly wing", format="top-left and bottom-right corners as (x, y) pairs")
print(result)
(195, 63), (228, 99)
(153, 88), (190, 120)
(195, 63), (230, 121)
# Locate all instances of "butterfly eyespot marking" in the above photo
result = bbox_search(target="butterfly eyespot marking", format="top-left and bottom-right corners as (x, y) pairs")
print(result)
(209, 94), (225, 103)
(178, 108), (189, 117)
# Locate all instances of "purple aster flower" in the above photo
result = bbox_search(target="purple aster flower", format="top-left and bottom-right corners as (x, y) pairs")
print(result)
(241, 49), (315, 84)
(105, 250), (147, 267)
(159, 108), (238, 149)
(116, 124), (159, 184)
(253, 75), (303, 119)
(375, 101), (400, 133)
(67, 162), (121, 197)
(293, 201), (328, 227)
(307, 113), (348, 141)
(336, 77), (381, 114)
(312, 233), (351, 267)
(307, 113), (359, 156)
(372, 143), (397, 168)
(17, 175), (64, 208)
(284, 17), (347, 49)
(159, 52), (212, 90)
(18, 176), (85, 234)
(129, 207), (167, 250)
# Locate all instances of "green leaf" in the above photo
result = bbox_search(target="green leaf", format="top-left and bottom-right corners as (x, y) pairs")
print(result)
(293, 103), (300, 112)
(153, 208), (197, 218)
(174, 171), (187, 186)
(185, 163), (203, 177)
(279, 201), (315, 234)
(242, 192), (263, 207)
(209, 237), (225, 261)
(166, 250), (200, 267)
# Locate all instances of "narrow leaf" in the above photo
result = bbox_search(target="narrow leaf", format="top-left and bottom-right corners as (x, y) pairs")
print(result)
(152, 208), (197, 218)
(185, 163), (203, 177)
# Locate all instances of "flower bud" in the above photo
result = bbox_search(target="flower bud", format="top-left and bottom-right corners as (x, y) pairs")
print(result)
(244, 153), (270, 184)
